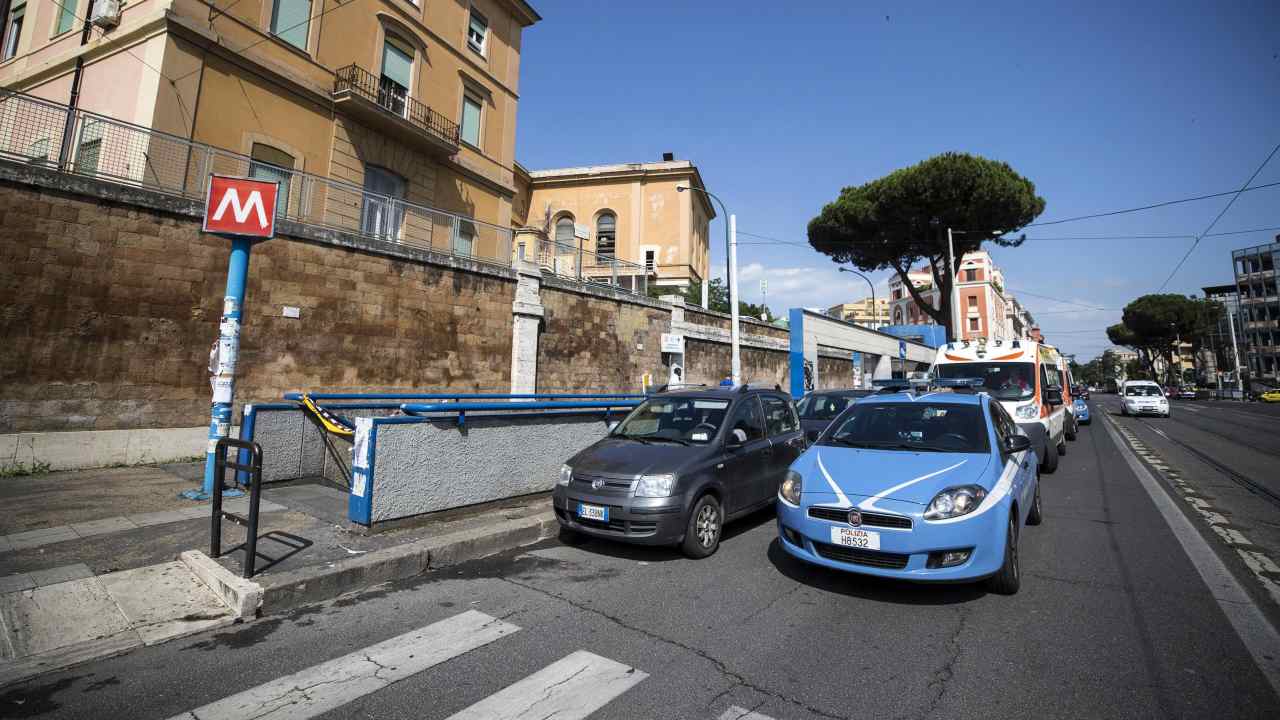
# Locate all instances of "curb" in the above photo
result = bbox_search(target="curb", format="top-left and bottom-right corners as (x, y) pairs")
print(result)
(258, 511), (558, 615)
(180, 550), (264, 619)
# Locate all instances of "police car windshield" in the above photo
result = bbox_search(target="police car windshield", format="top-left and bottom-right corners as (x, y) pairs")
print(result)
(822, 402), (990, 454)
(935, 362), (1035, 401)
(796, 394), (851, 420)
(612, 397), (730, 444)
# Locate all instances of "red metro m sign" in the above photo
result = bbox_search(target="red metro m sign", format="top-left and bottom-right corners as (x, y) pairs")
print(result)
(203, 175), (280, 239)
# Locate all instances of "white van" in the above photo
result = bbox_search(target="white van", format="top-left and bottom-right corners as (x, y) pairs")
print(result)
(1120, 380), (1170, 418)
(931, 338), (1069, 473)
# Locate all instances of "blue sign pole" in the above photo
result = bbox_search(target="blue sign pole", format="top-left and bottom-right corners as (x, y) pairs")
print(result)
(183, 236), (252, 501)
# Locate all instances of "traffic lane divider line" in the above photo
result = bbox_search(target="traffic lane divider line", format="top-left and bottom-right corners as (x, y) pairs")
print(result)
(1119, 417), (1280, 610)
(1101, 413), (1280, 697)
(166, 610), (520, 720)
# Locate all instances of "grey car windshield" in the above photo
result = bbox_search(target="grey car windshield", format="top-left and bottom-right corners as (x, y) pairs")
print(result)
(612, 397), (731, 444)
(822, 402), (990, 453)
(796, 394), (852, 420)
(935, 362), (1035, 401)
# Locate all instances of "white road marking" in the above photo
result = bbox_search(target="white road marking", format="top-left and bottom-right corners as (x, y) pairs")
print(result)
(168, 610), (518, 720)
(444, 650), (646, 720)
(1101, 415), (1280, 697)
(719, 706), (778, 720)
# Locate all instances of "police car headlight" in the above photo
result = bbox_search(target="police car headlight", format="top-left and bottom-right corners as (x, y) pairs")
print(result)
(1014, 403), (1038, 420)
(558, 464), (572, 486)
(636, 474), (676, 498)
(779, 471), (802, 506)
(924, 485), (988, 520)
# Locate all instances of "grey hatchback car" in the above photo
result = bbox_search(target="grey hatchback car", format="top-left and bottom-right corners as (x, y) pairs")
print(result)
(553, 386), (805, 558)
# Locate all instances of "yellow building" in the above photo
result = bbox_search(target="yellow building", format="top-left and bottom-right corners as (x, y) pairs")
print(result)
(515, 159), (713, 292)
(0, 0), (540, 250)
(827, 297), (889, 328)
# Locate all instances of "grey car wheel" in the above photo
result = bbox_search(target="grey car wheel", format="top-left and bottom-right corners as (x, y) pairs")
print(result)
(681, 494), (722, 559)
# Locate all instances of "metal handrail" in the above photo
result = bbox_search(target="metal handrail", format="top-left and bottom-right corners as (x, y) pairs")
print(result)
(334, 64), (461, 147)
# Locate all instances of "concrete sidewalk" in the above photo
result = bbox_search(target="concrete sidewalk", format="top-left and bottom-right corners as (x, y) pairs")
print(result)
(0, 461), (557, 687)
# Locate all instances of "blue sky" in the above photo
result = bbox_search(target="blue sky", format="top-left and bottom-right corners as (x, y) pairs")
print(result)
(515, 1), (1280, 360)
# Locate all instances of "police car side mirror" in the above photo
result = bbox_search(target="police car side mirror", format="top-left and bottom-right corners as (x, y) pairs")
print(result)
(1003, 435), (1032, 455)
(726, 428), (748, 450)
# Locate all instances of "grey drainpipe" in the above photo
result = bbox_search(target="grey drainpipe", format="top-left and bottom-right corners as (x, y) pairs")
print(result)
(58, 17), (94, 171)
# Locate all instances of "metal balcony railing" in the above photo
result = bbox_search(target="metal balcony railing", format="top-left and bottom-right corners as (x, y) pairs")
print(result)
(333, 65), (461, 148)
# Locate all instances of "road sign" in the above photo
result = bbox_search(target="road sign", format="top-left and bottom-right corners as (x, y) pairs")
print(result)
(660, 333), (685, 354)
(203, 176), (279, 239)
(898, 340), (907, 360)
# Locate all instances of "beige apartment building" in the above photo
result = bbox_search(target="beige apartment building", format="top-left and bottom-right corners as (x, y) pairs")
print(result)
(0, 0), (539, 252)
(827, 297), (888, 328)
(511, 158), (713, 292)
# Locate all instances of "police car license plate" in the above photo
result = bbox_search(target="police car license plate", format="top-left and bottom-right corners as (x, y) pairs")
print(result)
(831, 526), (879, 550)
(577, 503), (608, 522)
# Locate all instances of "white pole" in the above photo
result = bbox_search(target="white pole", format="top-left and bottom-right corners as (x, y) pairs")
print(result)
(1226, 305), (1244, 399)
(701, 278), (709, 309)
(947, 228), (959, 341)
(729, 214), (742, 386)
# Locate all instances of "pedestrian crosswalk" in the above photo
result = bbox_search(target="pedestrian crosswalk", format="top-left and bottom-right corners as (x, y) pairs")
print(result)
(164, 609), (782, 720)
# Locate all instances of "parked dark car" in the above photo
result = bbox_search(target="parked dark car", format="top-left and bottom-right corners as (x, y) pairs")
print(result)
(795, 389), (874, 442)
(553, 386), (806, 558)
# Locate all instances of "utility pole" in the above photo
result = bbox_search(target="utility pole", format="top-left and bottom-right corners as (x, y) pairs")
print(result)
(1226, 305), (1244, 400)
(729, 214), (742, 385)
(760, 278), (768, 321)
(947, 227), (959, 341)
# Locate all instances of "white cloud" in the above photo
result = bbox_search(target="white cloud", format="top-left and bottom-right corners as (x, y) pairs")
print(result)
(724, 262), (891, 312)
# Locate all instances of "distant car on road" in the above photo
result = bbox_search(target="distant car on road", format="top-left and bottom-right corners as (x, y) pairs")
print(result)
(1177, 387), (1197, 400)
(1122, 381), (1170, 417)
(1259, 389), (1280, 403)
(795, 389), (873, 442)
(1074, 397), (1091, 424)
(554, 385), (805, 558)
(1072, 384), (1089, 400)
(776, 381), (1041, 594)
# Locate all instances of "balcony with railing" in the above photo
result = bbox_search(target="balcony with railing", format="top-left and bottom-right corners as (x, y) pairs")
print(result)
(332, 65), (460, 156)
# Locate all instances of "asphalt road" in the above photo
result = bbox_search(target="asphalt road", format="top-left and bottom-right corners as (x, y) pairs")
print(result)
(5, 403), (1280, 720)
(1102, 395), (1280, 621)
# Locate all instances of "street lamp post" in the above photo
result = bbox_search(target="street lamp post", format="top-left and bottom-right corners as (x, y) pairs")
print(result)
(837, 267), (878, 329)
(678, 186), (740, 385)
(676, 186), (730, 307)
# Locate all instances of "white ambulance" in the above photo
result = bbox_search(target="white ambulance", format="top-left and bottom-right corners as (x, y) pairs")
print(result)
(931, 338), (1069, 473)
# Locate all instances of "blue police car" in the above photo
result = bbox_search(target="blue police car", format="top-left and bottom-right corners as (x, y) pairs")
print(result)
(776, 381), (1042, 594)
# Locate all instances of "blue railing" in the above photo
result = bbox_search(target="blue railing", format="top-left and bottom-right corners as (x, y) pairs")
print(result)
(282, 392), (646, 401)
(400, 400), (642, 427)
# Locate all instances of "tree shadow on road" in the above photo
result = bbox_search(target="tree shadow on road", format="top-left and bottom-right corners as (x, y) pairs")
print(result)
(765, 539), (987, 605)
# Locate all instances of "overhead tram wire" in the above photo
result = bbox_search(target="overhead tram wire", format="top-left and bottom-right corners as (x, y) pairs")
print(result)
(1018, 180), (1280, 228)
(1158, 141), (1280, 291)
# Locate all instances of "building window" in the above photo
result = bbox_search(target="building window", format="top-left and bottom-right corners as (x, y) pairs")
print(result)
(3, 1), (25, 60)
(554, 216), (575, 248)
(460, 89), (482, 147)
(969, 317), (980, 332)
(964, 269), (977, 282)
(644, 249), (656, 272)
(249, 143), (295, 218)
(454, 219), (476, 257)
(379, 37), (414, 117)
(967, 295), (977, 308)
(54, 0), (76, 36)
(466, 8), (488, 55)
(361, 165), (406, 239)
(270, 0), (311, 51)
(74, 121), (104, 175)
(596, 212), (616, 259)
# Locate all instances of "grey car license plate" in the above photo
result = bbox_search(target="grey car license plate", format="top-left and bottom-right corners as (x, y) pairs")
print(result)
(577, 503), (608, 522)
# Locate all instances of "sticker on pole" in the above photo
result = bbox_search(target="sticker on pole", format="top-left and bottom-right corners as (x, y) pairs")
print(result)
(203, 175), (279, 239)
